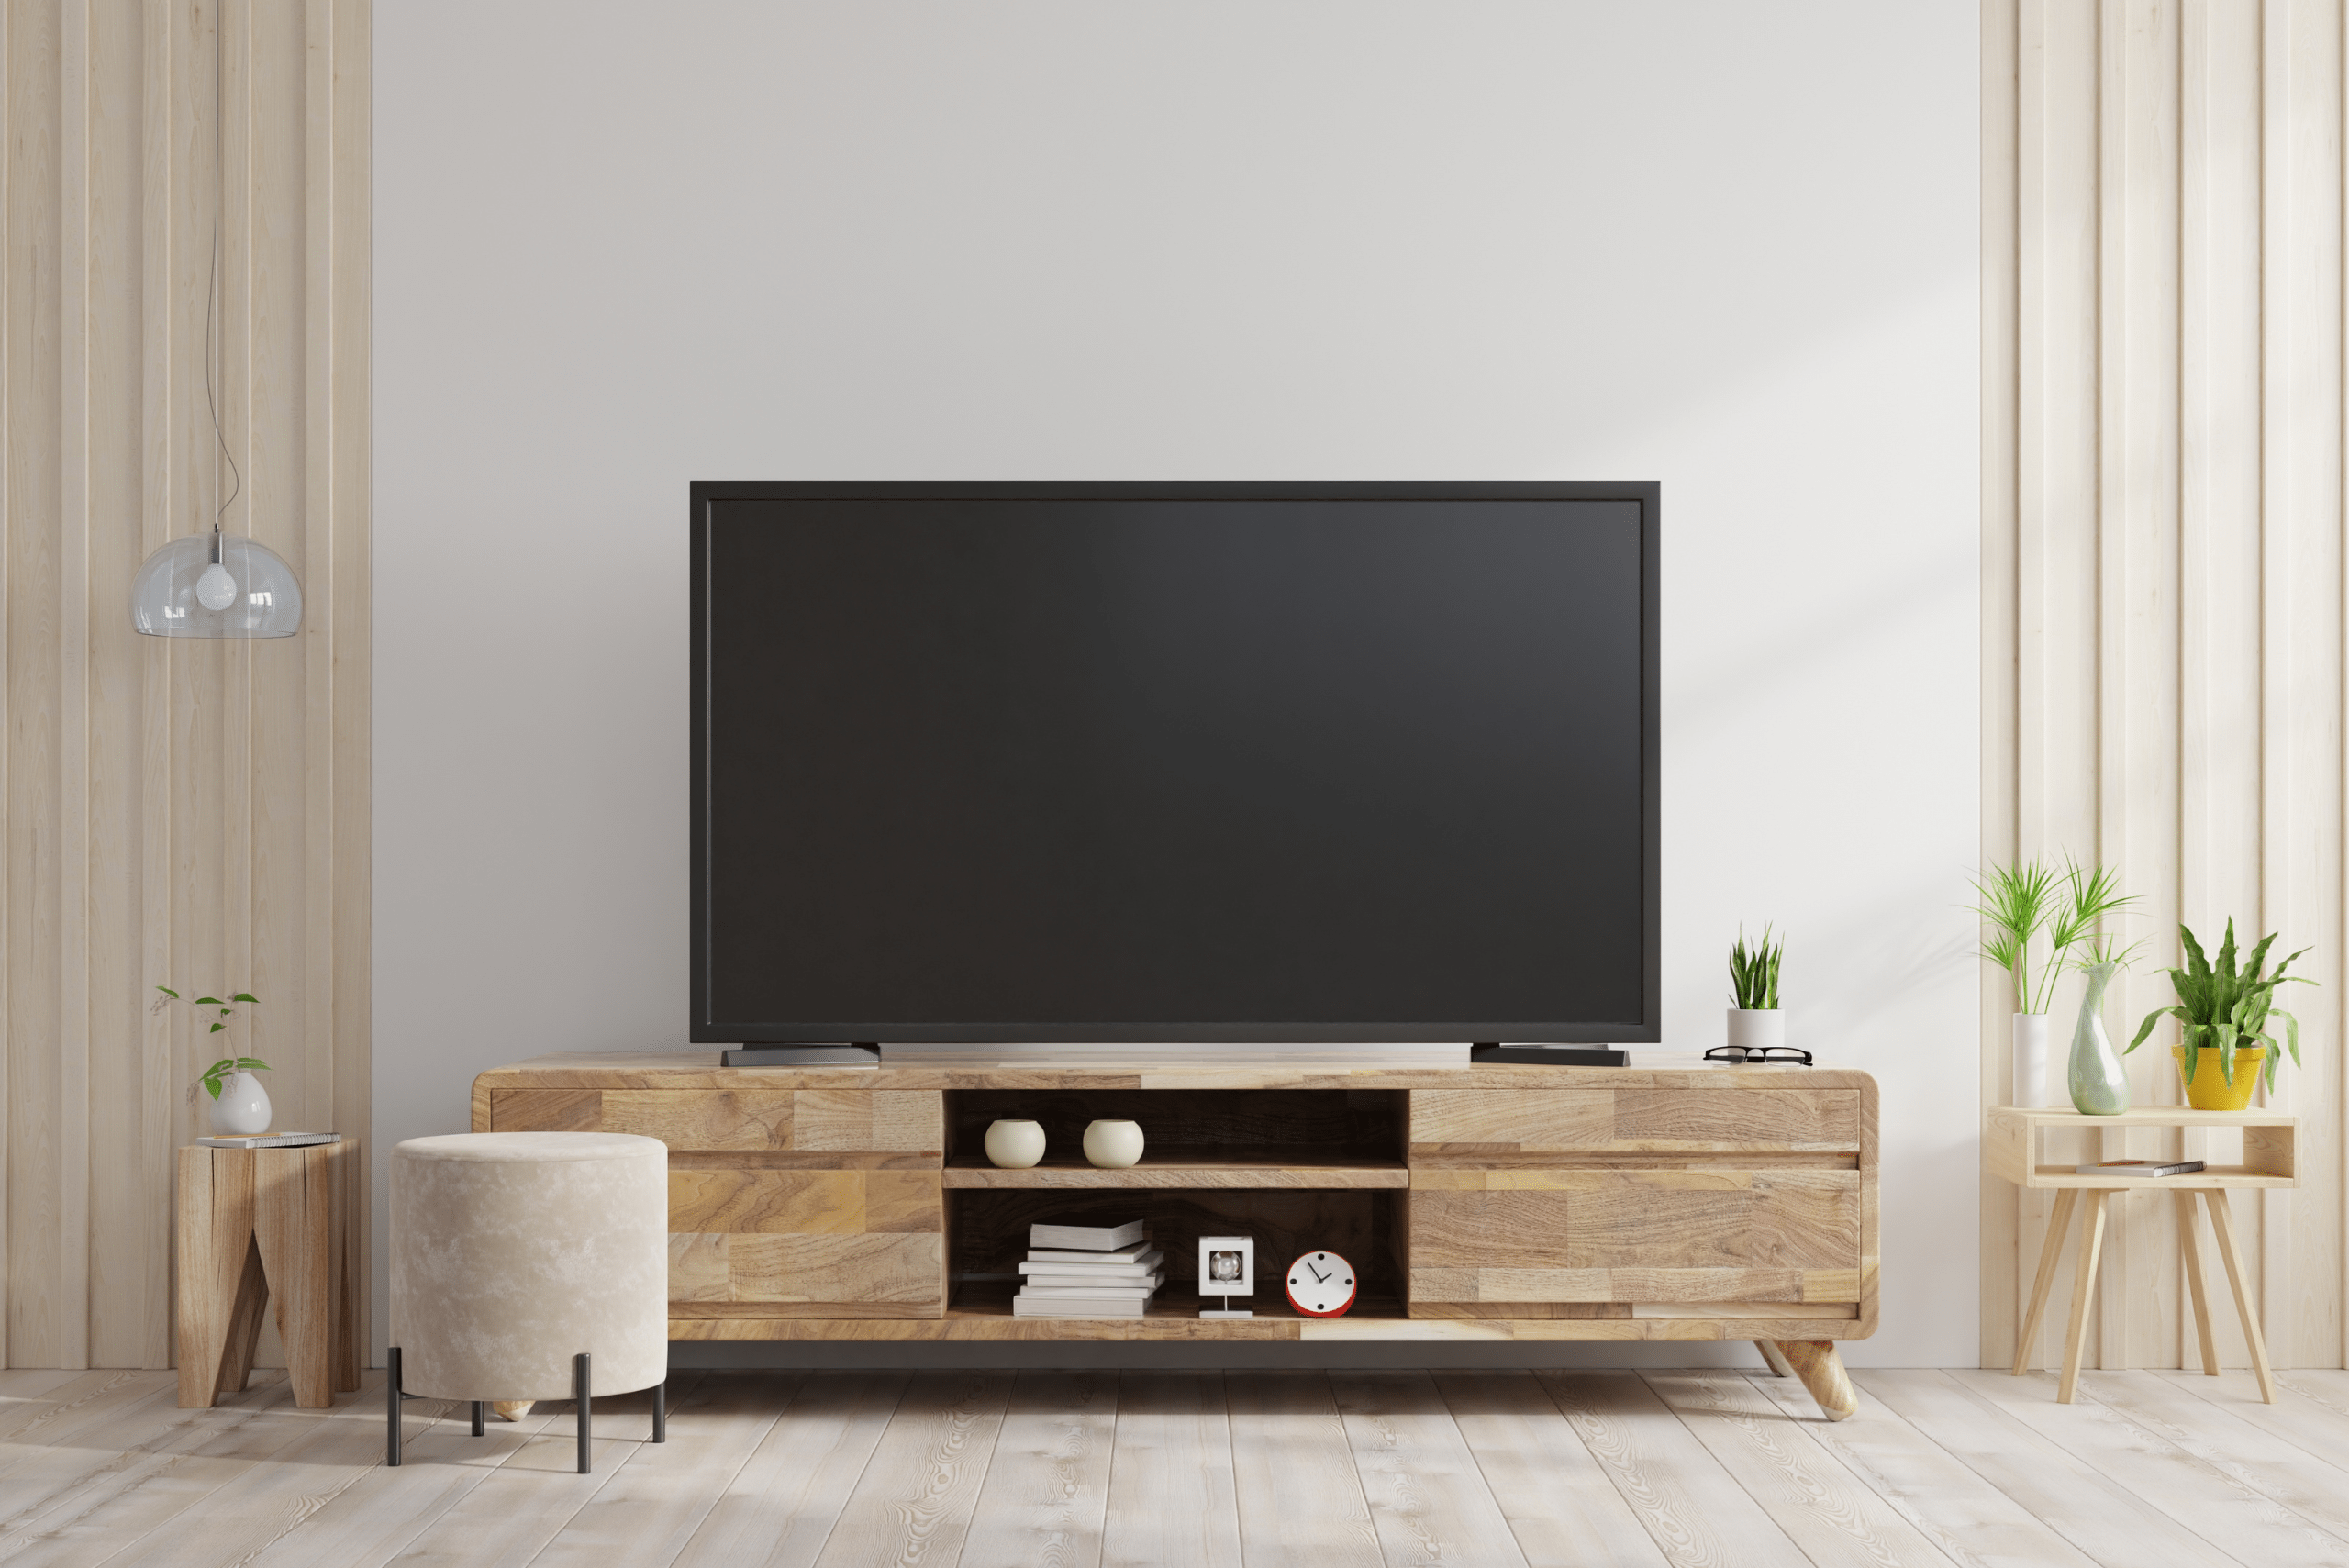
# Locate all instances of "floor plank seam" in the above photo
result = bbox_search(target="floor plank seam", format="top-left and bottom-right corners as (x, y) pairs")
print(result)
(2048, 1375), (2349, 1562)
(2154, 1371), (2349, 1477)
(0, 1379), (316, 1557)
(1642, 1369), (1943, 1568)
(798, 1368), (918, 1568)
(1732, 1372), (2010, 1568)
(1929, 1371), (2266, 1568)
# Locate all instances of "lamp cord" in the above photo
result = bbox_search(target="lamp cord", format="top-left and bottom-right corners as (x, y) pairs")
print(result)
(203, 1), (241, 540)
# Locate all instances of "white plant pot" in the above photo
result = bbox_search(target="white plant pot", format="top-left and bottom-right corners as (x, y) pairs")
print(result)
(2012, 1013), (2051, 1108)
(208, 1071), (272, 1136)
(983, 1118), (1046, 1169)
(1726, 1008), (1784, 1057)
(1083, 1119), (1145, 1169)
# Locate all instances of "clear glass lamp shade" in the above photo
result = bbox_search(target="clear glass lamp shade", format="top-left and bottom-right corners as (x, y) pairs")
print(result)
(128, 533), (303, 638)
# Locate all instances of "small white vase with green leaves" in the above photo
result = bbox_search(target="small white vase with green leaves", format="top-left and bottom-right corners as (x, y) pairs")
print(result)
(156, 986), (273, 1135)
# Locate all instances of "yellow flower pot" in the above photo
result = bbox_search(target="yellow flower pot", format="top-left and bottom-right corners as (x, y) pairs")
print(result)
(2174, 1044), (2266, 1111)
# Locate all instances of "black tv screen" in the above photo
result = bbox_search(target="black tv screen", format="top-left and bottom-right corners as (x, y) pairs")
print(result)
(692, 483), (1658, 1045)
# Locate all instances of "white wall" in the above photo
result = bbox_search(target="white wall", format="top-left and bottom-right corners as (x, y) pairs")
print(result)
(375, 1), (1979, 1366)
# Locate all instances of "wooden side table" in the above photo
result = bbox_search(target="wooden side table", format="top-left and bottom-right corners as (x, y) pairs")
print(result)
(1987, 1106), (2294, 1403)
(176, 1140), (362, 1409)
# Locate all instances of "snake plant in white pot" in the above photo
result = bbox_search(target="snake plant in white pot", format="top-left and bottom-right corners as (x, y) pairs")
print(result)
(1727, 927), (1784, 1057)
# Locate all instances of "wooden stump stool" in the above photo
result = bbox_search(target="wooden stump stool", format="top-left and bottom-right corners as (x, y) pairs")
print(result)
(175, 1140), (361, 1409)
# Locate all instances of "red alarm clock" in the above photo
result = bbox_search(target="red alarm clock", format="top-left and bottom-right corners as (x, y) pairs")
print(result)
(1284, 1250), (1357, 1318)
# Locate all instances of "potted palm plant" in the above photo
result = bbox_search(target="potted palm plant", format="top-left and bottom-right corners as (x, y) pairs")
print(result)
(1972, 858), (2134, 1107)
(2125, 922), (2312, 1109)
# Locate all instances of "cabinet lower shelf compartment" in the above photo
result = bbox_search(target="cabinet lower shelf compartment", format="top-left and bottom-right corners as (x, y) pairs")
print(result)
(666, 1284), (1864, 1342)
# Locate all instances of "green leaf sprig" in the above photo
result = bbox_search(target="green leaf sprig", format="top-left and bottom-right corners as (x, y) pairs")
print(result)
(2126, 921), (2313, 1094)
(198, 1056), (273, 1100)
(1729, 925), (1783, 1010)
(153, 986), (269, 1097)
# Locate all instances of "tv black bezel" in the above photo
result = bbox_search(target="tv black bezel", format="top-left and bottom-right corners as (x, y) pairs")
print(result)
(690, 480), (1662, 1046)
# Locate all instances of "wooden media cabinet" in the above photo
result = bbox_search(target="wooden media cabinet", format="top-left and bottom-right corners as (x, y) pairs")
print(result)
(475, 1054), (1877, 1417)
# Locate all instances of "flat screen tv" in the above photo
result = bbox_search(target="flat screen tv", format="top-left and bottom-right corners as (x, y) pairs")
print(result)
(692, 482), (1658, 1062)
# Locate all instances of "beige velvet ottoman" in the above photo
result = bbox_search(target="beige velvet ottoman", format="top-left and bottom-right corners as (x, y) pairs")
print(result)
(388, 1132), (668, 1472)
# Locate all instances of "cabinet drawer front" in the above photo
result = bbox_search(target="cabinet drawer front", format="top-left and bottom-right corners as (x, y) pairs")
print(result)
(668, 1231), (944, 1307)
(669, 1169), (941, 1236)
(491, 1088), (944, 1154)
(1409, 1089), (1859, 1153)
(603, 1090), (798, 1149)
(1407, 1171), (1860, 1307)
(488, 1088), (603, 1132)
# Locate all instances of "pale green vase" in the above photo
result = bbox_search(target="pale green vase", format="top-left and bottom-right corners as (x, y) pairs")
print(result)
(2067, 961), (2130, 1116)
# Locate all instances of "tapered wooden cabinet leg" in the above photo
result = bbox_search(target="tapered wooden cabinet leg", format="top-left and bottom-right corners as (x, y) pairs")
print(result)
(2175, 1188), (2220, 1377)
(1756, 1340), (1797, 1379)
(2057, 1190), (2109, 1404)
(1771, 1340), (1857, 1421)
(2013, 1188), (2080, 1376)
(2201, 1190), (2278, 1403)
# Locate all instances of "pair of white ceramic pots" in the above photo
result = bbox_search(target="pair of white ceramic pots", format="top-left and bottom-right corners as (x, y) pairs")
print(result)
(984, 1118), (1142, 1169)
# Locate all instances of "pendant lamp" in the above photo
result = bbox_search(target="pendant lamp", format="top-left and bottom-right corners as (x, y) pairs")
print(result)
(130, 4), (301, 640)
(129, 530), (302, 638)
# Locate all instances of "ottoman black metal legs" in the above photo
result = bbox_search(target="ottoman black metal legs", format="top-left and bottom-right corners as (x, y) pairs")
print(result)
(384, 1346), (658, 1473)
(573, 1353), (592, 1473)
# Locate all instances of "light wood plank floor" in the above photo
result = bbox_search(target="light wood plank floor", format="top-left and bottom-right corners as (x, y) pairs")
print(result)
(3, 1364), (2345, 1567)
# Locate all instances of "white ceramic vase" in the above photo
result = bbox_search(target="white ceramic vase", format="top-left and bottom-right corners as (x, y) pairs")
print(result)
(2012, 1013), (2050, 1107)
(208, 1071), (272, 1136)
(1083, 1118), (1145, 1169)
(983, 1118), (1046, 1169)
(1726, 1008), (1784, 1058)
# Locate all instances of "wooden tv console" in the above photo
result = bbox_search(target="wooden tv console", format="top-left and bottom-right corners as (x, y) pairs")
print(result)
(474, 1053), (1877, 1418)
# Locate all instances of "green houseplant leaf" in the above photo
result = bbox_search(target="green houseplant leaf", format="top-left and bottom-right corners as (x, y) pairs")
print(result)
(1728, 925), (1783, 1010)
(2129, 921), (2319, 1098)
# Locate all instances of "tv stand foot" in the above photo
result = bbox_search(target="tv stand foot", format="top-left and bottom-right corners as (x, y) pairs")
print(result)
(720, 1044), (882, 1067)
(1770, 1340), (1857, 1421)
(1467, 1044), (1627, 1066)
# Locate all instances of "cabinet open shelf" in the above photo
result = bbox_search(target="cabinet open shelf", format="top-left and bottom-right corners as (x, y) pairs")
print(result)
(946, 1278), (1402, 1325)
(2027, 1162), (2292, 1188)
(943, 1151), (1408, 1189)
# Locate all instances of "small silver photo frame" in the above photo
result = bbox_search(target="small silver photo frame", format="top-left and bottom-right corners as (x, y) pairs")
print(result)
(1198, 1234), (1254, 1318)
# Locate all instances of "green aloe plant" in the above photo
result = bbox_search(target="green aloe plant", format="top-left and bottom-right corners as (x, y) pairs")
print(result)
(2125, 920), (2313, 1093)
(1729, 926), (1782, 1010)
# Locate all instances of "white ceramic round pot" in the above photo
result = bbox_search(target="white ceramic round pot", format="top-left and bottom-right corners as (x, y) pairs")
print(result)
(1082, 1119), (1145, 1169)
(1725, 1008), (1785, 1058)
(209, 1070), (273, 1136)
(2012, 1013), (2050, 1107)
(984, 1118), (1047, 1169)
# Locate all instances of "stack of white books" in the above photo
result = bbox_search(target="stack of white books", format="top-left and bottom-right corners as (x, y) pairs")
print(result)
(1013, 1220), (1164, 1318)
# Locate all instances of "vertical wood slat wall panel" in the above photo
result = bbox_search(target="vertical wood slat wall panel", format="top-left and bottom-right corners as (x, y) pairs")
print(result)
(1987, 0), (2349, 1372)
(0, 0), (366, 1371)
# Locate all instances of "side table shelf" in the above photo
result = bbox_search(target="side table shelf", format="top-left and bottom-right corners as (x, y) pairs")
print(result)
(1987, 1106), (2294, 1405)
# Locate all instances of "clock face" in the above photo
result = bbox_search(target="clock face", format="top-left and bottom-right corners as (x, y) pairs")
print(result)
(1284, 1251), (1356, 1318)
